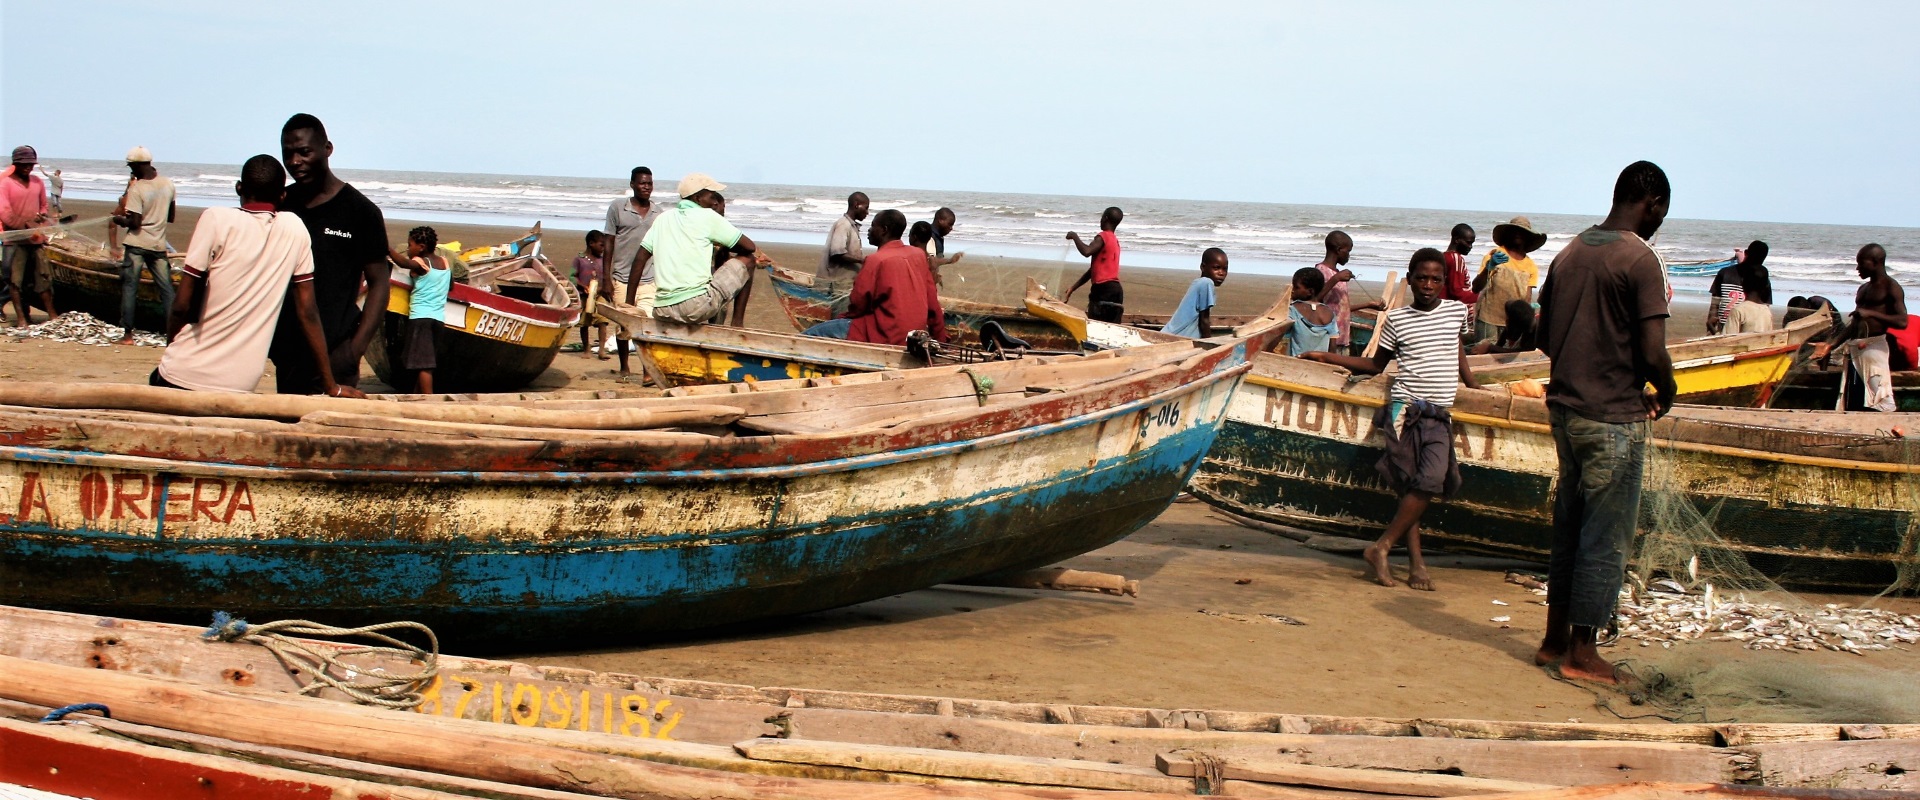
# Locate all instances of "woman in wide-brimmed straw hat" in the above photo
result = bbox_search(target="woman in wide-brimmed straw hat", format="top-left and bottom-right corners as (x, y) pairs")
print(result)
(1469, 215), (1547, 345)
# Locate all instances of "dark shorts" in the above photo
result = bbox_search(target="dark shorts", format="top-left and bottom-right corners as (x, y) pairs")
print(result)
(148, 368), (186, 390)
(1088, 280), (1124, 323)
(270, 316), (358, 395)
(1373, 400), (1460, 497)
(401, 318), (442, 371)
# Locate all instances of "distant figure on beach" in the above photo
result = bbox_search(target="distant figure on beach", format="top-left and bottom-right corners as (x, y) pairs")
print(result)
(39, 167), (62, 216)
(603, 166), (663, 378)
(820, 192), (870, 305)
(1064, 207), (1125, 322)
(1162, 248), (1228, 338)
(1534, 160), (1677, 685)
(1470, 217), (1546, 346)
(1284, 267), (1338, 357)
(388, 226), (450, 394)
(269, 113), (391, 394)
(1830, 244), (1907, 412)
(1468, 300), (1536, 355)
(152, 155), (362, 399)
(1443, 223), (1477, 306)
(573, 230), (609, 358)
(1707, 240), (1774, 334)
(0, 145), (54, 328)
(1310, 230), (1378, 355)
(1302, 249), (1478, 591)
(908, 221), (935, 262)
(632, 173), (764, 328)
(110, 146), (177, 344)
(925, 207), (964, 286)
(803, 209), (944, 346)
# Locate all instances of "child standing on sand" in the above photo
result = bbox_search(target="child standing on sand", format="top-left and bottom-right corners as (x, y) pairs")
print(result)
(1063, 206), (1126, 322)
(573, 230), (609, 358)
(1163, 248), (1229, 338)
(391, 226), (451, 393)
(1285, 267), (1339, 356)
(1303, 249), (1478, 591)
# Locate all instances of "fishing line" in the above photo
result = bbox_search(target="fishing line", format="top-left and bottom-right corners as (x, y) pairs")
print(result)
(0, 216), (120, 244)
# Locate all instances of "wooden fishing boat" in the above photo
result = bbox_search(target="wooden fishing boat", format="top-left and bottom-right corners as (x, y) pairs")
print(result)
(1024, 278), (1188, 350)
(766, 264), (1256, 351)
(0, 307), (1281, 647)
(622, 315), (922, 386)
(0, 604), (1902, 797)
(365, 224), (582, 393)
(1767, 364), (1920, 411)
(1469, 307), (1833, 407)
(42, 233), (183, 332)
(1188, 351), (1920, 593)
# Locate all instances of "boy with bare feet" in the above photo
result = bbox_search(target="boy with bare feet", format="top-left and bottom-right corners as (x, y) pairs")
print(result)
(1302, 249), (1477, 591)
(1532, 161), (1677, 684)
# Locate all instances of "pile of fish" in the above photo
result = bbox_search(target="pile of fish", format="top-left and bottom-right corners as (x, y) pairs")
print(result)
(1616, 580), (1920, 655)
(3, 313), (165, 347)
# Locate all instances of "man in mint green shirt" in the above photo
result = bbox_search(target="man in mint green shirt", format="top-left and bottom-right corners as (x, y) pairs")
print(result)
(628, 173), (763, 327)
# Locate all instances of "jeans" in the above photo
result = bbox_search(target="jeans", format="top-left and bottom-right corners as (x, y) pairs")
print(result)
(803, 318), (852, 339)
(120, 245), (175, 333)
(1547, 406), (1648, 629)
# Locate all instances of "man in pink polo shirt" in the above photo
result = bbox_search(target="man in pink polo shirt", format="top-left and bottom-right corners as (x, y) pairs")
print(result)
(0, 145), (56, 328)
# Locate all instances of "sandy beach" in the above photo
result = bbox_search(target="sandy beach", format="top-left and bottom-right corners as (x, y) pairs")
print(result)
(7, 200), (1897, 727)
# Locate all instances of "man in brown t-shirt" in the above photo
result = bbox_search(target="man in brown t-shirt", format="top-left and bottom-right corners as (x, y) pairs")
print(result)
(1532, 161), (1677, 686)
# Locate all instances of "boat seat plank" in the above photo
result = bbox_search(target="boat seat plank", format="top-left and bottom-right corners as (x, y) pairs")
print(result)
(1156, 751), (1560, 796)
(736, 737), (1192, 793)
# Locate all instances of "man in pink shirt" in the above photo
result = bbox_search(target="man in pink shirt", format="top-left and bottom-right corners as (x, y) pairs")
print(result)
(0, 145), (56, 328)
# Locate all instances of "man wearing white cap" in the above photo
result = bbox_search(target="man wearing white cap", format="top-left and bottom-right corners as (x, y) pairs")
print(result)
(626, 173), (765, 328)
(109, 146), (176, 343)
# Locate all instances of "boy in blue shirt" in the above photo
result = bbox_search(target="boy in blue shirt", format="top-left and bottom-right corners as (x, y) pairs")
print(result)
(389, 226), (451, 393)
(1163, 248), (1227, 338)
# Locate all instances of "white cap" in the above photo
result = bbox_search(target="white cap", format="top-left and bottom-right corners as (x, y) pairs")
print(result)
(676, 173), (726, 199)
(126, 146), (153, 163)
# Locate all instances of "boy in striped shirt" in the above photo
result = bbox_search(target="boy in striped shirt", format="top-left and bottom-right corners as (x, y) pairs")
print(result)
(1303, 248), (1479, 591)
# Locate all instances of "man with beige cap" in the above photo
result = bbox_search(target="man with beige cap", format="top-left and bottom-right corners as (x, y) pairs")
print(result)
(109, 146), (177, 343)
(1470, 215), (1546, 346)
(626, 173), (765, 329)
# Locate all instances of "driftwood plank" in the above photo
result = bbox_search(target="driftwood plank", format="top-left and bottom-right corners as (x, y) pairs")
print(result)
(738, 737), (1191, 793)
(1158, 751), (1557, 796)
(1744, 740), (1920, 791)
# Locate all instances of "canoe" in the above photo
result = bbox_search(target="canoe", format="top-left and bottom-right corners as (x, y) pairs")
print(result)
(1469, 307), (1833, 407)
(365, 225), (582, 394)
(1767, 363), (1920, 411)
(0, 314), (1278, 647)
(1188, 351), (1920, 593)
(623, 316), (922, 386)
(0, 604), (1899, 797)
(766, 264), (1257, 351)
(1024, 278), (1188, 350)
(42, 233), (183, 332)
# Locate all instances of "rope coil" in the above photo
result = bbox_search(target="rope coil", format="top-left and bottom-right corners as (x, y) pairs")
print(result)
(203, 612), (439, 710)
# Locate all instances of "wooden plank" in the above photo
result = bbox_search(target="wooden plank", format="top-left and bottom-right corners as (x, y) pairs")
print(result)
(738, 737), (1191, 793)
(1219, 781), (1401, 799)
(0, 654), (1187, 800)
(1415, 720), (1720, 745)
(1158, 751), (1558, 796)
(1744, 740), (1920, 791)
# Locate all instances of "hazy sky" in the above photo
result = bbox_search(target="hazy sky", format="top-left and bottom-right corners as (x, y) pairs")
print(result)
(5, 2), (1915, 227)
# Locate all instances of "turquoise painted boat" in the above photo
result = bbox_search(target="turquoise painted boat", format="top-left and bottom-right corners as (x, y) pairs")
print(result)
(0, 313), (1283, 649)
(1190, 352), (1920, 594)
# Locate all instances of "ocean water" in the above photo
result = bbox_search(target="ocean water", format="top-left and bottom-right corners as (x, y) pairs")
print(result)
(48, 159), (1917, 299)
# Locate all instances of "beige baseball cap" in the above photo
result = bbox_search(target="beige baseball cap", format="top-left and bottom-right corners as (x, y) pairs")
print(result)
(126, 146), (154, 163)
(676, 173), (726, 199)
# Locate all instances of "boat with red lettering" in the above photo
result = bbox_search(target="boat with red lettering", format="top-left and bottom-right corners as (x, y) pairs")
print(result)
(1188, 352), (1920, 593)
(0, 299), (1285, 648)
(365, 224), (581, 393)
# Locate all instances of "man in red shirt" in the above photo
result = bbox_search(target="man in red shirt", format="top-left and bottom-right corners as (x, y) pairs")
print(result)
(802, 209), (944, 346)
(1443, 223), (1477, 306)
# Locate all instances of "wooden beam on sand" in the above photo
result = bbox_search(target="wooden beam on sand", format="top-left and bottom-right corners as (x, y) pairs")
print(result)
(0, 654), (1184, 800)
(1156, 751), (1558, 797)
(1741, 740), (1920, 791)
(738, 738), (1190, 793)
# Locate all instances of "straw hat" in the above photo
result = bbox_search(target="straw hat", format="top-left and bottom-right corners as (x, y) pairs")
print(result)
(1493, 216), (1548, 252)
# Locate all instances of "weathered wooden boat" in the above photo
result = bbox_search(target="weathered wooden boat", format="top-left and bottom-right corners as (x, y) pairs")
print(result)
(0, 604), (1904, 798)
(0, 309), (1280, 647)
(1767, 364), (1920, 411)
(42, 232), (183, 332)
(1024, 278), (1188, 350)
(1469, 307), (1833, 407)
(1188, 352), (1920, 593)
(365, 224), (582, 393)
(622, 315), (922, 386)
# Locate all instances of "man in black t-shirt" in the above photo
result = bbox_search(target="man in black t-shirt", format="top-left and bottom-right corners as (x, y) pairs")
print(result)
(267, 113), (391, 394)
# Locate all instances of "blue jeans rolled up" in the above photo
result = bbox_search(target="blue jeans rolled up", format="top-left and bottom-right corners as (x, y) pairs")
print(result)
(1547, 406), (1649, 630)
(120, 245), (175, 333)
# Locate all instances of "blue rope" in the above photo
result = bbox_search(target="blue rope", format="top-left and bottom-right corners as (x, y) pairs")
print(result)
(203, 610), (249, 641)
(39, 703), (110, 723)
